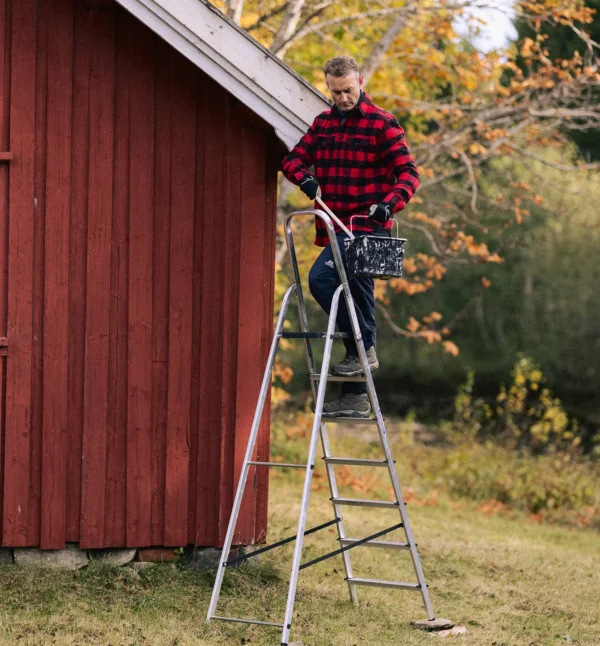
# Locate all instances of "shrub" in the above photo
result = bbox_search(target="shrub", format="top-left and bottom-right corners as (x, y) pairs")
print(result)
(452, 355), (591, 455)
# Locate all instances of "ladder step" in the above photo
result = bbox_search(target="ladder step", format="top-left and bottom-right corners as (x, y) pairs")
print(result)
(309, 373), (366, 382)
(211, 616), (284, 628)
(323, 416), (378, 425)
(281, 331), (349, 339)
(324, 457), (389, 467)
(347, 577), (421, 590)
(331, 497), (399, 508)
(340, 538), (410, 550)
(248, 461), (307, 469)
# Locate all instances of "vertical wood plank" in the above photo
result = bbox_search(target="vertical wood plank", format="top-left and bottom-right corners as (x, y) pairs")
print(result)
(104, 8), (130, 548)
(187, 73), (205, 545)
(80, 7), (115, 548)
(149, 37), (171, 546)
(3, 0), (36, 546)
(163, 55), (196, 546)
(66, 0), (90, 543)
(126, 21), (154, 547)
(233, 126), (268, 544)
(0, 0), (11, 541)
(217, 96), (242, 545)
(194, 81), (227, 547)
(27, 0), (50, 547)
(254, 134), (279, 542)
(40, 0), (73, 550)
(0, 0), (10, 331)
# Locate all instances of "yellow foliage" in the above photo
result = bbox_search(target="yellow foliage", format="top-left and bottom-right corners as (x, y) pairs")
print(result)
(406, 316), (421, 332)
(420, 330), (442, 344)
(423, 311), (443, 325)
(469, 142), (488, 156)
(443, 341), (460, 357)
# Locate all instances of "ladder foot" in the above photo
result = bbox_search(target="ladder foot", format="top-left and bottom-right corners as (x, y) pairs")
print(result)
(411, 618), (454, 631)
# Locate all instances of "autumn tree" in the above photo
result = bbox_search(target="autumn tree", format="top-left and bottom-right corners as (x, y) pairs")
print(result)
(216, 0), (599, 358)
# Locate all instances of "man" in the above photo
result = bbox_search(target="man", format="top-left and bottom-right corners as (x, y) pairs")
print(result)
(281, 55), (419, 418)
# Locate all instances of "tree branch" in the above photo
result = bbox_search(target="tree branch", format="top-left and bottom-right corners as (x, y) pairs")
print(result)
(361, 1), (418, 85)
(510, 146), (600, 171)
(226, 0), (244, 25)
(270, 0), (307, 56)
(246, 2), (289, 32)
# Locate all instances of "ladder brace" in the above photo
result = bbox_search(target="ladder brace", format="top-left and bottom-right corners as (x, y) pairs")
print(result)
(224, 517), (341, 567)
(299, 523), (403, 571)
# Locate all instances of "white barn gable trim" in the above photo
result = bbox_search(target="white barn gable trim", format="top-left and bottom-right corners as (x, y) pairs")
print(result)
(115, 0), (329, 149)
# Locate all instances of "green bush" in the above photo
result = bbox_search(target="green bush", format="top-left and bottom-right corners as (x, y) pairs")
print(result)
(439, 443), (599, 516)
(451, 355), (594, 455)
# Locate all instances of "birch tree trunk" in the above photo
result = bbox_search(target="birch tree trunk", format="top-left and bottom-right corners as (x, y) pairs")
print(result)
(361, 2), (417, 85)
(270, 0), (306, 57)
(227, 0), (244, 25)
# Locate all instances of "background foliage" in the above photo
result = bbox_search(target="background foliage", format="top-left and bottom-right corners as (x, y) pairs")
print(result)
(216, 0), (600, 443)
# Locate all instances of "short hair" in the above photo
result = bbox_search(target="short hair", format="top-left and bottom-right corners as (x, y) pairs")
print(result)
(323, 56), (360, 78)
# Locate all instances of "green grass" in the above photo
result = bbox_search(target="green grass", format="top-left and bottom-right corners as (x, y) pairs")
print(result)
(0, 423), (599, 645)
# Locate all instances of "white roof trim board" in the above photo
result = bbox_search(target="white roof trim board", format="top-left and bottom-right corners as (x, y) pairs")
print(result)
(115, 0), (330, 149)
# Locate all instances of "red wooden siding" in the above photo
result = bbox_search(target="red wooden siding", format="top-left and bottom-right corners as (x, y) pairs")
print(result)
(0, 0), (278, 549)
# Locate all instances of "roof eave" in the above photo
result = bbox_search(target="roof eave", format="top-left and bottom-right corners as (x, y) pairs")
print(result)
(115, 0), (330, 149)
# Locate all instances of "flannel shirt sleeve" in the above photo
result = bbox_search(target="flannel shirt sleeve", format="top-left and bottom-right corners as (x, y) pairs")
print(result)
(281, 119), (318, 185)
(377, 119), (420, 212)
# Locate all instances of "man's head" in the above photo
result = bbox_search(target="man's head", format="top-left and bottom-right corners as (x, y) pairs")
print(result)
(324, 56), (364, 112)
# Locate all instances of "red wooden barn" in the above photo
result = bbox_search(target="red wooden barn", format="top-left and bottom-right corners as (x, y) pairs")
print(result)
(0, 0), (327, 550)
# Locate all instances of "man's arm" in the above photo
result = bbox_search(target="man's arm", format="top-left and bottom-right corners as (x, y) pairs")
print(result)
(281, 120), (318, 186)
(377, 119), (420, 213)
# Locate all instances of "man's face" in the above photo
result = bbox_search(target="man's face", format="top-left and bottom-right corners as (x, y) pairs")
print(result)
(326, 73), (364, 111)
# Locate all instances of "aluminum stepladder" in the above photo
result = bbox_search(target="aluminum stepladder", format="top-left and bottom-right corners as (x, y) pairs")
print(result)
(206, 209), (437, 645)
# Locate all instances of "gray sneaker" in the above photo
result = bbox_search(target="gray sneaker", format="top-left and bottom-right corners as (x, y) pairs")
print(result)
(321, 393), (371, 418)
(332, 347), (379, 377)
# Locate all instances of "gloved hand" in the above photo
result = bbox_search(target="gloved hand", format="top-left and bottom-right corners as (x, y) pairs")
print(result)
(368, 202), (392, 223)
(299, 176), (320, 200)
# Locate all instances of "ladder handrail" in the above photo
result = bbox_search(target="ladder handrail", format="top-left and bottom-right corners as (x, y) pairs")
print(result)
(283, 209), (363, 392)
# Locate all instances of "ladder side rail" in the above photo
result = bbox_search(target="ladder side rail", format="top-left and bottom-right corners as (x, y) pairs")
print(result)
(280, 284), (344, 646)
(285, 209), (361, 606)
(310, 206), (437, 621)
(284, 211), (319, 377)
(355, 313), (436, 620)
(206, 284), (297, 625)
(319, 421), (358, 604)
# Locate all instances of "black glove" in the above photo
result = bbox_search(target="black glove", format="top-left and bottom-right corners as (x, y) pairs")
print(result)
(299, 176), (320, 200)
(368, 202), (392, 223)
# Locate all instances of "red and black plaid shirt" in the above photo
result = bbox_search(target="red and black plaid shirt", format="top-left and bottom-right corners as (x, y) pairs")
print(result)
(282, 92), (419, 246)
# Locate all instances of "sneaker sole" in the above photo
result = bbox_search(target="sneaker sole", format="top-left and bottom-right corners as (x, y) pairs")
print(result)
(321, 409), (371, 419)
(331, 361), (379, 378)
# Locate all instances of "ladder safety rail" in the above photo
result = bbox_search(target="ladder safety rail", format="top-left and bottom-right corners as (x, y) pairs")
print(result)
(206, 209), (439, 645)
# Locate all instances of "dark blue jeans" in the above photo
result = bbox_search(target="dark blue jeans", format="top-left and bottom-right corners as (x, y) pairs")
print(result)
(308, 230), (389, 395)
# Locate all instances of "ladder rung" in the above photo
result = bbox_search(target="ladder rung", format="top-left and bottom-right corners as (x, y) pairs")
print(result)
(331, 497), (399, 508)
(210, 615), (284, 628)
(309, 373), (366, 382)
(281, 331), (349, 339)
(324, 457), (389, 467)
(323, 416), (378, 425)
(340, 538), (409, 550)
(248, 461), (307, 469)
(347, 577), (421, 590)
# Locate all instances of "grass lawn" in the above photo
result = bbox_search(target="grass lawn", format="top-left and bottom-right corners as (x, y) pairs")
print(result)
(0, 423), (598, 646)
